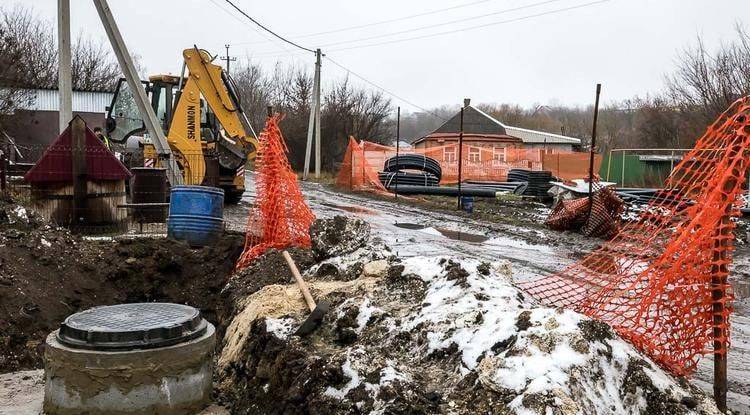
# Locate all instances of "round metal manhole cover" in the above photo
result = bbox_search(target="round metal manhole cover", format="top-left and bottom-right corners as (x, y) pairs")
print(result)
(58, 303), (207, 350)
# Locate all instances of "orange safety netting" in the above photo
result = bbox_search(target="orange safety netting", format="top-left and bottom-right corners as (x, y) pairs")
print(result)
(520, 97), (750, 376)
(336, 137), (599, 191)
(545, 184), (624, 239)
(235, 115), (315, 270)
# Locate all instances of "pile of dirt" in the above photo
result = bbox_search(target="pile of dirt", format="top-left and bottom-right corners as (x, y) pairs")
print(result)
(216, 228), (721, 415)
(222, 215), (371, 312)
(0, 195), (245, 373)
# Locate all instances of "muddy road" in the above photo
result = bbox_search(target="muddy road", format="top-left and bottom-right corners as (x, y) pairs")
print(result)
(227, 175), (750, 414)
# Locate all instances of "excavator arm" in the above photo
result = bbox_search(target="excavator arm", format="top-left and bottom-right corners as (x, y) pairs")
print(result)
(181, 47), (259, 169)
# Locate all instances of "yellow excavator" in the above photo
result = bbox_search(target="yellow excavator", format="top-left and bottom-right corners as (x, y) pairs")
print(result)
(105, 47), (259, 203)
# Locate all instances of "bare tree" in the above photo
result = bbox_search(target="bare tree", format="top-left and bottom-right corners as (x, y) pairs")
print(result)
(665, 25), (750, 139)
(71, 34), (121, 91)
(320, 78), (392, 169)
(231, 60), (393, 171)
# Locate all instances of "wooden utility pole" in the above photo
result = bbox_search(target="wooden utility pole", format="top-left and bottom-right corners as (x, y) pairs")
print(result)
(92, 0), (183, 186)
(57, 0), (72, 134)
(304, 49), (322, 180)
(221, 44), (237, 74)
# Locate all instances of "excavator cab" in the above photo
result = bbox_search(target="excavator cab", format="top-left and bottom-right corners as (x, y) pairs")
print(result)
(106, 76), (218, 146)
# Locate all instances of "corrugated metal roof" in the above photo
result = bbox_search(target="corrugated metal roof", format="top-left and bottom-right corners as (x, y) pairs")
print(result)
(414, 105), (581, 145)
(473, 106), (580, 144)
(503, 125), (580, 144)
(12, 88), (113, 113)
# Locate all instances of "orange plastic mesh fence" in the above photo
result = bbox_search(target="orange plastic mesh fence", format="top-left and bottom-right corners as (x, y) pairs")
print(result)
(336, 137), (389, 192)
(545, 184), (624, 239)
(336, 138), (598, 190)
(235, 115), (315, 270)
(520, 97), (750, 376)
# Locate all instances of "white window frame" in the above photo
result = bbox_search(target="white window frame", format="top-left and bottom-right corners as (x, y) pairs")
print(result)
(468, 146), (481, 163)
(443, 146), (456, 163)
(492, 146), (506, 165)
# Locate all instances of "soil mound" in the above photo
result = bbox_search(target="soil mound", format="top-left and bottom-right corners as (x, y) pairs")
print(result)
(217, 245), (721, 415)
(0, 196), (244, 373)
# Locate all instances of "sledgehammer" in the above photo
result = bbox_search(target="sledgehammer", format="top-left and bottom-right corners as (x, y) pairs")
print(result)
(282, 250), (330, 336)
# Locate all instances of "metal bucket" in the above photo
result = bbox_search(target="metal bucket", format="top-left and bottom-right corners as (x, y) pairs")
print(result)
(167, 185), (224, 247)
(460, 196), (474, 213)
(130, 167), (167, 223)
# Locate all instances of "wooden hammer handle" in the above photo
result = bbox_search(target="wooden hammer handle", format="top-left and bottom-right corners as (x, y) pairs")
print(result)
(282, 251), (316, 312)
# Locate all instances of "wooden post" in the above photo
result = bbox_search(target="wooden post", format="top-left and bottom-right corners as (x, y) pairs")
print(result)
(710, 142), (742, 413)
(588, 83), (601, 216)
(71, 117), (87, 227)
(457, 106), (464, 210)
(395, 106), (400, 201)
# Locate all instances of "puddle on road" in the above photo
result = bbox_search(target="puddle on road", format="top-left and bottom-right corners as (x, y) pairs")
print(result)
(394, 222), (427, 230)
(733, 278), (750, 300)
(320, 202), (375, 215)
(433, 227), (489, 243)
(393, 223), (489, 243)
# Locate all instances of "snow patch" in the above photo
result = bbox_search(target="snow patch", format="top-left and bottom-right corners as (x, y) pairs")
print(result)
(324, 356), (361, 399)
(356, 297), (382, 333)
(265, 317), (295, 339)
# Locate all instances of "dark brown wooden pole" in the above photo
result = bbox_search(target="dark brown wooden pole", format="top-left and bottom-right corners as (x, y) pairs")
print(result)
(457, 106), (464, 210)
(394, 106), (401, 200)
(710, 141), (742, 413)
(71, 117), (87, 227)
(712, 219), (729, 414)
(712, 168), (735, 414)
(588, 84), (601, 213)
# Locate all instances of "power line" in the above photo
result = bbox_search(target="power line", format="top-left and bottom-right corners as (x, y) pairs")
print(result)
(230, 0), (496, 46)
(239, 0), (604, 57)
(318, 0), (568, 49)
(324, 56), (447, 121)
(222, 0), (315, 53)
(208, 0), (295, 56)
(326, 0), (612, 53)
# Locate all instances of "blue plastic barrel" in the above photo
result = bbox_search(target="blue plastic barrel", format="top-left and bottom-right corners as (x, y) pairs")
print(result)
(460, 196), (474, 213)
(167, 185), (225, 247)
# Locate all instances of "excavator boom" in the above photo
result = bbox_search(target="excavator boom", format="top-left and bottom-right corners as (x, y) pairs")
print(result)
(181, 47), (258, 168)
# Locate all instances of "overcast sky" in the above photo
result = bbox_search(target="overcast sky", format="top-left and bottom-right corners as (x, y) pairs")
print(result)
(19, 0), (750, 113)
